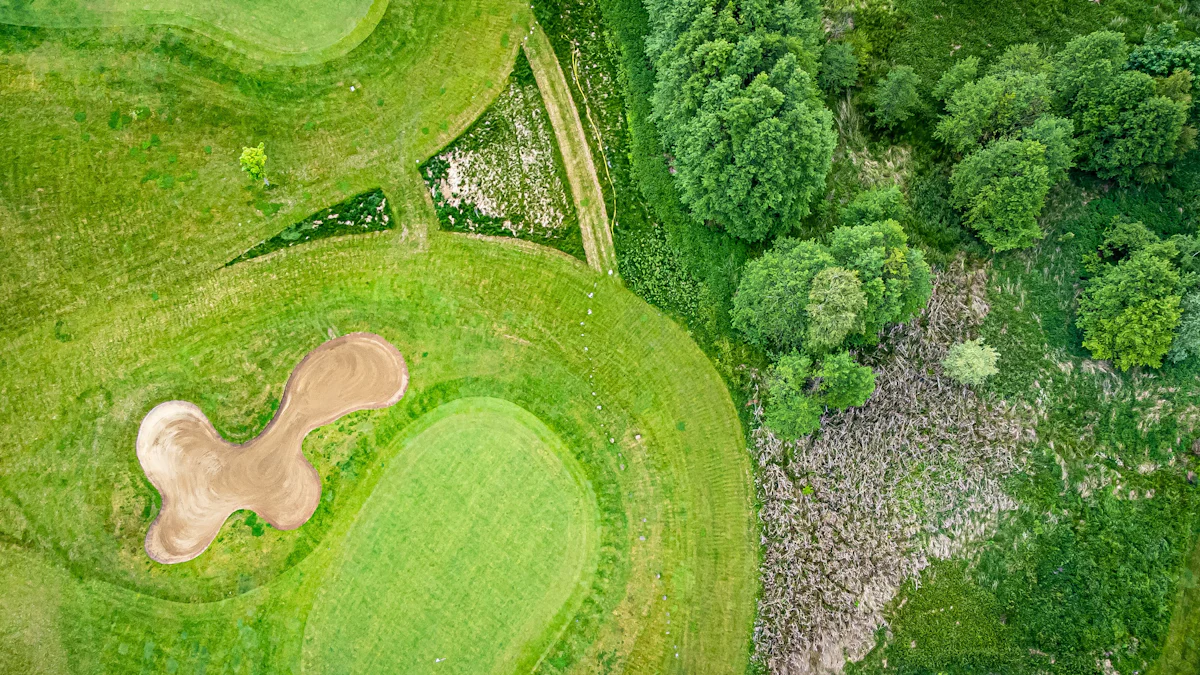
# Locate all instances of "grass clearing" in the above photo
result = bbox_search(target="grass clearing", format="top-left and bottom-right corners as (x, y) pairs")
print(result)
(306, 397), (598, 674)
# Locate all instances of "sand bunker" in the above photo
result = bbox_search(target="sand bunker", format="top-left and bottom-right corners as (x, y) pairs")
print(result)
(137, 333), (408, 564)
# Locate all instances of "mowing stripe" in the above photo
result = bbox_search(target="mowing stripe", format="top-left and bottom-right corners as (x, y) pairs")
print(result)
(522, 24), (620, 279)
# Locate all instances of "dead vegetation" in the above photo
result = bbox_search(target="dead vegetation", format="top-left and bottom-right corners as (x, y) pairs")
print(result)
(750, 259), (1036, 674)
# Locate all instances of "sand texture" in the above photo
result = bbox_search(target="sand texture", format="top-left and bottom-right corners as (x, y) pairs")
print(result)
(137, 333), (408, 564)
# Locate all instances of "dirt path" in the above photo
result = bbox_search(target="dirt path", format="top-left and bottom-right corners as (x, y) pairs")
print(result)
(137, 333), (408, 564)
(522, 25), (619, 278)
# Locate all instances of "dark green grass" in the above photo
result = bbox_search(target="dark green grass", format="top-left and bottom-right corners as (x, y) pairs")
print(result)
(228, 188), (395, 264)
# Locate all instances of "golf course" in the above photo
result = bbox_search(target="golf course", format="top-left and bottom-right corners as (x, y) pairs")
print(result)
(0, 0), (758, 672)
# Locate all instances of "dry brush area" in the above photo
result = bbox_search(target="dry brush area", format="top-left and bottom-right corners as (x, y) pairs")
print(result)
(751, 260), (1037, 674)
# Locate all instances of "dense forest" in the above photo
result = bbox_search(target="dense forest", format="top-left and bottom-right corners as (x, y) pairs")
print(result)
(531, 0), (1200, 671)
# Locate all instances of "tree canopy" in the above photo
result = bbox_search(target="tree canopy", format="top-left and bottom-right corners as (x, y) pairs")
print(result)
(647, 0), (836, 242)
(950, 138), (1052, 252)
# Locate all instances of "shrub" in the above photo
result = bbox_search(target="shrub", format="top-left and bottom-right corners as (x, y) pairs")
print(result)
(1078, 244), (1182, 369)
(1167, 291), (1200, 363)
(239, 143), (267, 183)
(942, 339), (1000, 385)
(950, 138), (1051, 251)
(820, 42), (859, 92)
(839, 185), (910, 228)
(872, 65), (923, 128)
(817, 351), (876, 408)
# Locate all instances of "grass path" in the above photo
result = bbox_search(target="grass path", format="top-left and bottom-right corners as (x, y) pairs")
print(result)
(1154, 535), (1200, 673)
(522, 24), (619, 278)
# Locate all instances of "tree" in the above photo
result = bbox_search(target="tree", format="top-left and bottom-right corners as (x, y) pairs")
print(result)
(988, 43), (1048, 76)
(819, 42), (859, 92)
(950, 139), (1051, 251)
(806, 267), (867, 351)
(827, 219), (932, 341)
(1020, 115), (1075, 182)
(648, 0), (836, 242)
(933, 56), (979, 102)
(733, 219), (931, 351)
(732, 239), (834, 351)
(817, 351), (876, 408)
(872, 65), (922, 128)
(942, 339), (1000, 385)
(936, 69), (1051, 153)
(764, 352), (823, 438)
(1077, 244), (1182, 370)
(1051, 30), (1192, 185)
(839, 185), (910, 228)
(240, 143), (267, 184)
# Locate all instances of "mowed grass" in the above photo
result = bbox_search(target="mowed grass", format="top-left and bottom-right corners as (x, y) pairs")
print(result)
(0, 0), (529, 332)
(307, 397), (598, 674)
(0, 0), (384, 64)
(0, 0), (757, 670)
(0, 228), (758, 672)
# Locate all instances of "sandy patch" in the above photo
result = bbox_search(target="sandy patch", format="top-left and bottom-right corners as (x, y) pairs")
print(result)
(137, 333), (408, 564)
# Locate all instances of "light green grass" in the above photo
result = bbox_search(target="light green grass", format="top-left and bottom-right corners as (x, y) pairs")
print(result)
(1154, 536), (1200, 674)
(0, 0), (387, 64)
(0, 230), (757, 672)
(0, 0), (757, 669)
(306, 397), (598, 674)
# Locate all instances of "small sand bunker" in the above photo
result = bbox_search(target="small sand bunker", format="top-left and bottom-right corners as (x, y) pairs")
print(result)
(137, 333), (408, 564)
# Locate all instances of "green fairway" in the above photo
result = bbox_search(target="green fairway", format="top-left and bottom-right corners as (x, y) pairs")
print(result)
(0, 230), (757, 672)
(0, 0), (758, 669)
(0, 0), (386, 64)
(307, 398), (598, 674)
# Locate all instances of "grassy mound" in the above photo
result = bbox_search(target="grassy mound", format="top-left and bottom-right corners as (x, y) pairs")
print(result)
(0, 0), (388, 64)
(306, 397), (598, 674)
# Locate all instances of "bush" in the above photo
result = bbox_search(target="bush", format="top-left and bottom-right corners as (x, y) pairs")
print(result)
(1078, 243), (1182, 369)
(239, 143), (267, 183)
(1167, 291), (1200, 363)
(839, 185), (910, 228)
(819, 42), (859, 92)
(942, 339), (1000, 385)
(817, 351), (876, 408)
(872, 65), (923, 128)
(935, 68), (1051, 153)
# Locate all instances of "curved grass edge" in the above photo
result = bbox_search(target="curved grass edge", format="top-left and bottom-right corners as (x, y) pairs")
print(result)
(0, 0), (390, 66)
(302, 396), (601, 673)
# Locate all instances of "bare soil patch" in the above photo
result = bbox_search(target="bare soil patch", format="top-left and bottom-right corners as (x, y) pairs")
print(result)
(137, 333), (408, 564)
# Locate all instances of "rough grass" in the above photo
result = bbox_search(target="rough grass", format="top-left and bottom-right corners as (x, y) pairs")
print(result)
(0, 0), (530, 333)
(0, 0), (389, 64)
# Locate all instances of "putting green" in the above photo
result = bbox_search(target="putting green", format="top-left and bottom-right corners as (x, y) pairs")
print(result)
(306, 397), (597, 674)
(0, 0), (388, 64)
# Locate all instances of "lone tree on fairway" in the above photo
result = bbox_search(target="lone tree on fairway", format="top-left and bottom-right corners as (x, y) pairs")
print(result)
(942, 339), (1000, 385)
(240, 143), (268, 185)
